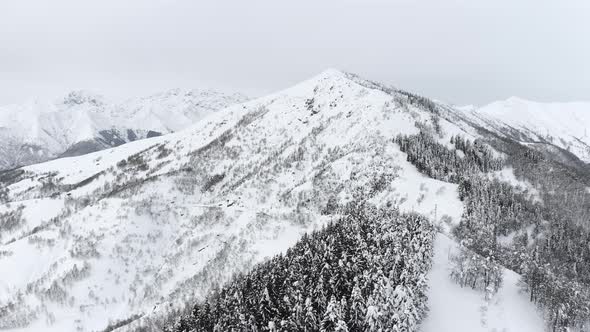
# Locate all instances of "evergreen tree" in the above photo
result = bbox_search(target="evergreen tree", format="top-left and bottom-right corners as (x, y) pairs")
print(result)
(321, 296), (346, 332)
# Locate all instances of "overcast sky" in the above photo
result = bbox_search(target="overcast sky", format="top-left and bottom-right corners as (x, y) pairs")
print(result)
(1, 0), (589, 106)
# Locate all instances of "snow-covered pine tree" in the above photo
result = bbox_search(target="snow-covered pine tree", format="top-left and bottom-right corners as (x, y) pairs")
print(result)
(320, 296), (347, 332)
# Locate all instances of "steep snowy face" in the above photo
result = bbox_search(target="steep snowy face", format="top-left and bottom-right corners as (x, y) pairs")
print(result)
(461, 97), (590, 163)
(0, 89), (247, 170)
(0, 69), (471, 332)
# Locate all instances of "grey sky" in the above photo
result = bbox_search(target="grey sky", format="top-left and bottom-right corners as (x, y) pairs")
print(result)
(1, 0), (589, 106)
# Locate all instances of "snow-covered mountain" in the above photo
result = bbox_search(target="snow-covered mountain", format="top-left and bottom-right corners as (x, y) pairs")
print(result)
(0, 89), (247, 170)
(2, 70), (586, 331)
(459, 97), (590, 163)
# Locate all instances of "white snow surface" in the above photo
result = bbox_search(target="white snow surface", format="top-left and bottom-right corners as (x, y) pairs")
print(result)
(0, 70), (545, 331)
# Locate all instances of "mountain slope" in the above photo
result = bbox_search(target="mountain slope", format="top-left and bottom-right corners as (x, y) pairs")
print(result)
(0, 70), (549, 331)
(421, 234), (545, 332)
(459, 97), (590, 163)
(0, 89), (247, 170)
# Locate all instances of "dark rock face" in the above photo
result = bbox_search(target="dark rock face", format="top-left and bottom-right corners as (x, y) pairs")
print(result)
(97, 130), (127, 147)
(1, 128), (168, 170)
(0, 168), (25, 187)
(126, 129), (138, 141)
(59, 140), (106, 158)
(146, 131), (162, 138)
(59, 129), (161, 158)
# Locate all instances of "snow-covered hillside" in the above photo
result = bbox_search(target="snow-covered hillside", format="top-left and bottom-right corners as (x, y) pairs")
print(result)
(421, 234), (545, 332)
(0, 89), (247, 170)
(0, 70), (547, 331)
(459, 97), (590, 163)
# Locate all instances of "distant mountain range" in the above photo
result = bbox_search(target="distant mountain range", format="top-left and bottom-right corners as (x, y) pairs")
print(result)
(0, 89), (247, 170)
(459, 97), (590, 164)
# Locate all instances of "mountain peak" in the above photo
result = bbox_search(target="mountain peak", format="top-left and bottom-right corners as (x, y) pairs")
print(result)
(505, 96), (530, 104)
(316, 68), (347, 78)
(1, 70), (577, 332)
(62, 90), (106, 107)
(300, 68), (352, 86)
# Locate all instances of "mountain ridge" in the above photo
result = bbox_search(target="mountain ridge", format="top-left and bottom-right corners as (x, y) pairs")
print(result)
(0, 69), (474, 331)
(0, 88), (247, 170)
(457, 96), (590, 163)
(1, 69), (588, 331)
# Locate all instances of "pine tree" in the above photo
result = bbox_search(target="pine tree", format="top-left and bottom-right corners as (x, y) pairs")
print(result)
(364, 295), (380, 332)
(303, 297), (318, 332)
(348, 281), (366, 330)
(321, 296), (346, 332)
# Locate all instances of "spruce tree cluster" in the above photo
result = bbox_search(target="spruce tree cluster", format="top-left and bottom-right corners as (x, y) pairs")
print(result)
(457, 174), (590, 330)
(454, 176), (541, 255)
(395, 132), (502, 183)
(168, 203), (435, 332)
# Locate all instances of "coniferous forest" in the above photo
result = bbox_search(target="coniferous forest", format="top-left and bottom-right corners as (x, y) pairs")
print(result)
(168, 203), (435, 332)
(397, 128), (590, 331)
(395, 131), (502, 183)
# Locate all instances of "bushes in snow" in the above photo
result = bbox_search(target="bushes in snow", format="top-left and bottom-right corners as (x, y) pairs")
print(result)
(202, 173), (225, 192)
(69, 235), (101, 259)
(156, 144), (173, 159)
(167, 203), (435, 332)
(0, 204), (25, 233)
(0, 294), (38, 329)
(117, 152), (149, 171)
(0, 186), (8, 203)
